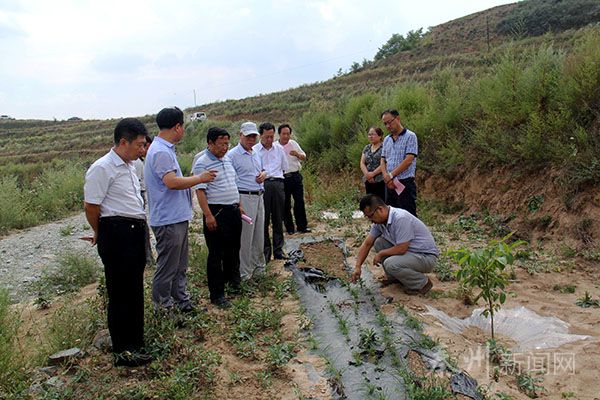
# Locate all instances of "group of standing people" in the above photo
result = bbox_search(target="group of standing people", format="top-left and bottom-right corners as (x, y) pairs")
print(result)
(82, 105), (438, 368)
(83, 107), (310, 366)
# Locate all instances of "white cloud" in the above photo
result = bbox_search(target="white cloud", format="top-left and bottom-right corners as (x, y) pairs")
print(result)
(0, 0), (517, 119)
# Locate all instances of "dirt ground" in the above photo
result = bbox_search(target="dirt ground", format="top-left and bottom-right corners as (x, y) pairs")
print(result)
(10, 199), (600, 399)
(339, 215), (600, 400)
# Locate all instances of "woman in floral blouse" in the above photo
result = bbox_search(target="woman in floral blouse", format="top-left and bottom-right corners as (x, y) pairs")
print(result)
(360, 126), (385, 200)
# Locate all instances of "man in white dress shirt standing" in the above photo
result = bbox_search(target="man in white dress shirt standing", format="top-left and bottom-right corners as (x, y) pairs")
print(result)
(277, 123), (311, 235)
(83, 118), (153, 367)
(254, 122), (288, 261)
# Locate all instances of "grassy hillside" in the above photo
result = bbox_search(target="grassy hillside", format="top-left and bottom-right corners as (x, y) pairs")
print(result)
(1, 0), (600, 234)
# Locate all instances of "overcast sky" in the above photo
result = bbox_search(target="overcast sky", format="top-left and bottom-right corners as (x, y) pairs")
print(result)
(0, 0), (515, 120)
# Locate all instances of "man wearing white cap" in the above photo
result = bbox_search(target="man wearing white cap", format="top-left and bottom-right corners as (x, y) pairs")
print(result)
(228, 122), (267, 280)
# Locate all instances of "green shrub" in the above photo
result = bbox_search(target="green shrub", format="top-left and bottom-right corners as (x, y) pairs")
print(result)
(0, 176), (35, 234)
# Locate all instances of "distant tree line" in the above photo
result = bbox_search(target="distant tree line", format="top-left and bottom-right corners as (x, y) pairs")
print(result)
(497, 0), (600, 37)
(338, 28), (425, 77)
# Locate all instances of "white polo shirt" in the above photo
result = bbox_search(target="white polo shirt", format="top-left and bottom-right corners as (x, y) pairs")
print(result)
(84, 149), (146, 219)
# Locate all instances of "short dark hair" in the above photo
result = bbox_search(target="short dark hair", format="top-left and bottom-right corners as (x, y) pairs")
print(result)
(156, 107), (184, 130)
(259, 122), (275, 134)
(207, 126), (230, 143)
(368, 126), (384, 137)
(114, 118), (148, 145)
(380, 109), (400, 119)
(277, 123), (292, 134)
(359, 194), (386, 212)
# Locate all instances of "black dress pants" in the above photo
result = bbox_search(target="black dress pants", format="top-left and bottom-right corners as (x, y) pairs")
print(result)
(97, 217), (146, 353)
(283, 171), (308, 233)
(203, 204), (242, 302)
(385, 177), (418, 217)
(365, 180), (386, 202)
(263, 179), (285, 261)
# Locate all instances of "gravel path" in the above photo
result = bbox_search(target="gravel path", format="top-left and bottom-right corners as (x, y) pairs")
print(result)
(0, 213), (101, 303)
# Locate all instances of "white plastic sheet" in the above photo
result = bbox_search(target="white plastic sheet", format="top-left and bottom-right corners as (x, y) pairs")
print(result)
(321, 210), (363, 220)
(425, 305), (592, 352)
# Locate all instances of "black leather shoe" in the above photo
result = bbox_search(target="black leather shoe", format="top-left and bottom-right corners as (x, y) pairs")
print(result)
(274, 253), (289, 260)
(211, 297), (231, 309)
(287, 230), (295, 235)
(298, 228), (312, 233)
(114, 351), (153, 367)
(179, 303), (196, 313)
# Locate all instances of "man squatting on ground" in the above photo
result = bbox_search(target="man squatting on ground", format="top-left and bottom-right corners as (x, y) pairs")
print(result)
(83, 118), (153, 366)
(277, 123), (311, 234)
(380, 109), (419, 216)
(194, 127), (244, 308)
(351, 194), (438, 295)
(254, 122), (289, 261)
(229, 122), (268, 281)
(144, 107), (216, 314)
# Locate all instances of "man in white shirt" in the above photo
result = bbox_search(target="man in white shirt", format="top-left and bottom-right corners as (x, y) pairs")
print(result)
(83, 118), (153, 367)
(254, 122), (289, 261)
(277, 123), (310, 234)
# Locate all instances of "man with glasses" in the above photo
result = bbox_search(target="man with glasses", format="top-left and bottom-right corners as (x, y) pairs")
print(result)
(351, 194), (438, 295)
(380, 109), (418, 216)
(254, 122), (289, 261)
(194, 127), (243, 308)
(229, 122), (267, 281)
(145, 107), (216, 315)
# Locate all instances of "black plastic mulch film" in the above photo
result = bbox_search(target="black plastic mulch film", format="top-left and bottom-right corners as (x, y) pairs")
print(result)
(283, 236), (482, 400)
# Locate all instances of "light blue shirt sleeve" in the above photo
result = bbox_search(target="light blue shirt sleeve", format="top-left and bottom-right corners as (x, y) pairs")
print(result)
(150, 150), (177, 180)
(192, 156), (208, 191)
(406, 133), (418, 156)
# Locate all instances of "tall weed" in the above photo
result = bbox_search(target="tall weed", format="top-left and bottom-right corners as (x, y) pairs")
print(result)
(0, 289), (27, 398)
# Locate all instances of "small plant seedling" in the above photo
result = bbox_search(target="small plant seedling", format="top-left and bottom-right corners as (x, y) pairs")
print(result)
(575, 291), (600, 308)
(526, 195), (544, 213)
(59, 225), (74, 236)
(552, 284), (576, 294)
(516, 372), (545, 398)
(448, 235), (525, 340)
(34, 294), (51, 310)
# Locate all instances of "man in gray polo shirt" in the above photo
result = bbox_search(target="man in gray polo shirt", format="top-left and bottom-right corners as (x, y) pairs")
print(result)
(194, 127), (243, 308)
(145, 107), (216, 314)
(229, 121), (267, 281)
(351, 194), (438, 294)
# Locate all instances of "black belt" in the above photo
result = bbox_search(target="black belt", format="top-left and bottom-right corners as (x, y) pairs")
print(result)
(284, 171), (300, 178)
(239, 190), (264, 195)
(101, 216), (146, 225)
(398, 177), (415, 183)
(208, 203), (239, 209)
(265, 177), (284, 182)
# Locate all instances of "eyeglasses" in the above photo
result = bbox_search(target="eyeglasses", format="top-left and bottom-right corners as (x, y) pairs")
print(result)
(364, 207), (380, 220)
(382, 118), (396, 126)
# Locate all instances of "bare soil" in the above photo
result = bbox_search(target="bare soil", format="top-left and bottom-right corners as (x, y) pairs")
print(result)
(299, 241), (350, 282)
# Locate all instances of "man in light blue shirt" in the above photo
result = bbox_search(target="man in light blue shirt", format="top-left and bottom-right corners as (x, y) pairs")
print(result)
(380, 109), (418, 216)
(193, 127), (243, 308)
(144, 107), (215, 313)
(351, 194), (438, 295)
(229, 122), (267, 280)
